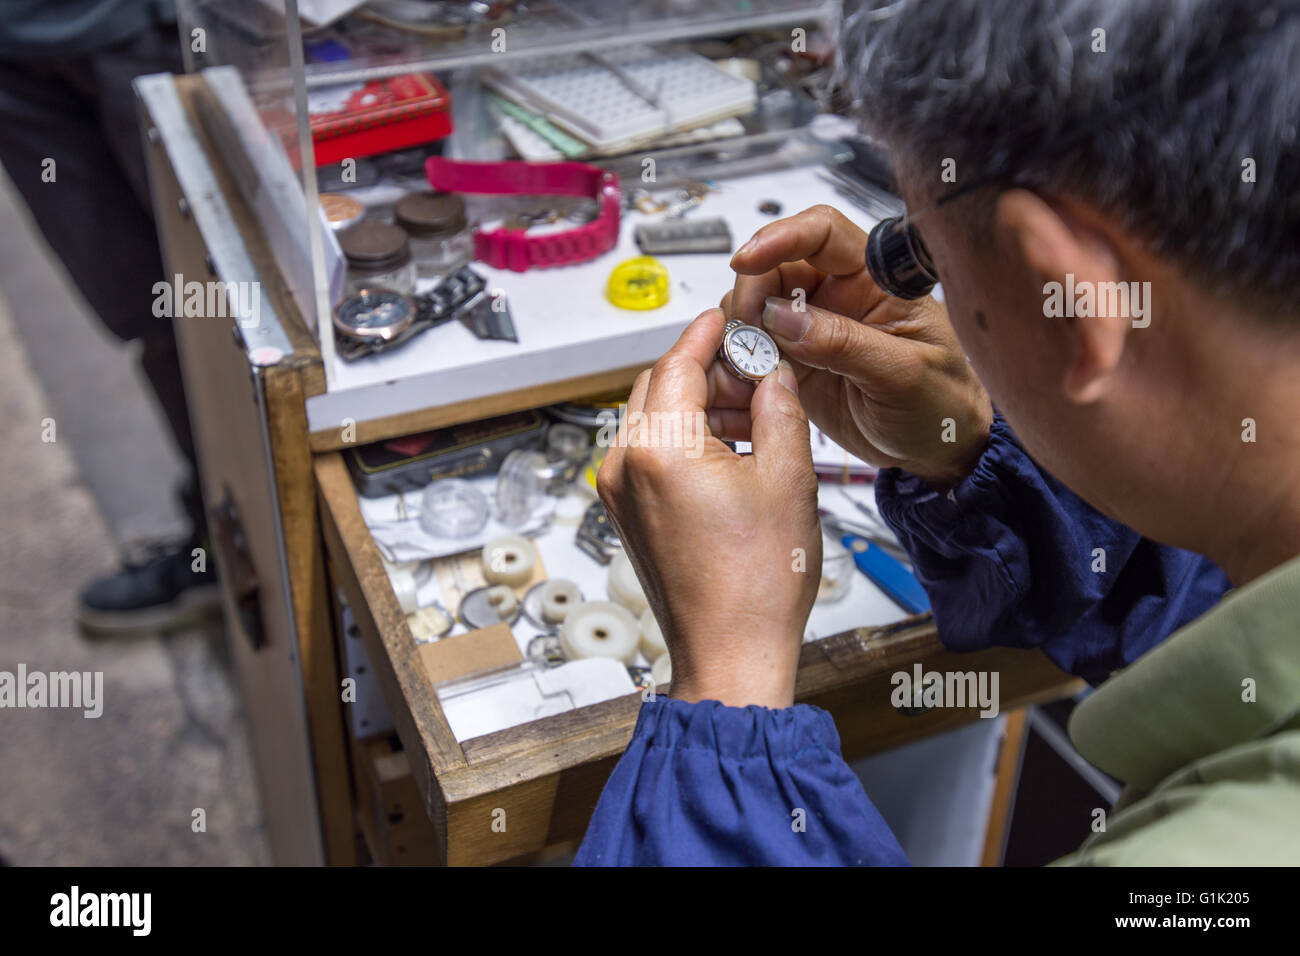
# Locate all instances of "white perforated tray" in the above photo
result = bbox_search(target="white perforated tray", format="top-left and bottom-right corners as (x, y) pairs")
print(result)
(485, 46), (757, 152)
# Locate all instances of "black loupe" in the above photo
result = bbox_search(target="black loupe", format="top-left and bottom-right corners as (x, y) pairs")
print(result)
(865, 217), (939, 299)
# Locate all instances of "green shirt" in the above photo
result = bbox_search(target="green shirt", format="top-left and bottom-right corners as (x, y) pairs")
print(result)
(1059, 553), (1300, 864)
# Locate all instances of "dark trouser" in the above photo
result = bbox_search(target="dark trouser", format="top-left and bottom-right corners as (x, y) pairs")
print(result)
(0, 21), (204, 536)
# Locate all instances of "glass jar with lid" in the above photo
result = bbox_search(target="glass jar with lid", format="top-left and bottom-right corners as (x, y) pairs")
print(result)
(337, 219), (416, 299)
(395, 190), (473, 278)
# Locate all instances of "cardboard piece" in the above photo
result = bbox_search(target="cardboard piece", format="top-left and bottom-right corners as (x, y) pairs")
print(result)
(417, 623), (522, 686)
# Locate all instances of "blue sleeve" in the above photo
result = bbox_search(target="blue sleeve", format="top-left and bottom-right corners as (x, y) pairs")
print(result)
(574, 697), (908, 866)
(875, 413), (1230, 684)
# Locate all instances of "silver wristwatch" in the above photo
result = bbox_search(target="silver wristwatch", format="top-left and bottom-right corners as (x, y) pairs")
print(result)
(717, 318), (781, 382)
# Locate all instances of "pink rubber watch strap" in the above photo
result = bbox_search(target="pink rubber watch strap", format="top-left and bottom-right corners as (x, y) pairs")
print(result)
(425, 157), (621, 272)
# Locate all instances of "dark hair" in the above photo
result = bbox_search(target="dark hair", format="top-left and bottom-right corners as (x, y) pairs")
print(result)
(839, 0), (1300, 305)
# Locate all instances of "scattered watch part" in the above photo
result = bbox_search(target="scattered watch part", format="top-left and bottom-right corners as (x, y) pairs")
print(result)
(759, 199), (783, 216)
(626, 665), (654, 693)
(565, 197), (600, 223)
(651, 652), (672, 687)
(576, 500), (622, 564)
(665, 194), (702, 218)
(638, 608), (668, 661)
(607, 551), (649, 616)
(543, 423), (591, 492)
(481, 533), (536, 586)
(458, 286), (518, 342)
(630, 188), (667, 214)
(606, 256), (670, 310)
(459, 584), (521, 629)
(419, 478), (490, 538)
(407, 604), (453, 643)
(526, 633), (566, 666)
(561, 601), (640, 663)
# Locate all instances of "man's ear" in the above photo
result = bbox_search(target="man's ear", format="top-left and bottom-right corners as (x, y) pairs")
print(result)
(995, 189), (1130, 404)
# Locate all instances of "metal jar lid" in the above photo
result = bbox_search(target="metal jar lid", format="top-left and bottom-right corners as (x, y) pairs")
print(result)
(338, 219), (412, 273)
(395, 190), (468, 238)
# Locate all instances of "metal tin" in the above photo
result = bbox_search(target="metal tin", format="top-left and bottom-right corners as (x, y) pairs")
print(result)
(319, 192), (365, 231)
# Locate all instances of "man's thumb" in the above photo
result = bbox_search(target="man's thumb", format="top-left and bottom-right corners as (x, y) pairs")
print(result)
(749, 360), (813, 479)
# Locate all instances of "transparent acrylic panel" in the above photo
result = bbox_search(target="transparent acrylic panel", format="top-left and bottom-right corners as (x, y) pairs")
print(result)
(179, 1), (841, 397)
(177, 0), (341, 347)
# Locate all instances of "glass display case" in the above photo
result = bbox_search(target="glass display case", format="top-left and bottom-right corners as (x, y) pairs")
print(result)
(173, 0), (854, 430)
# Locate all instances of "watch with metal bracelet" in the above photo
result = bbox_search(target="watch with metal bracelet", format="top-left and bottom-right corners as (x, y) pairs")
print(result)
(717, 318), (781, 382)
(425, 157), (621, 272)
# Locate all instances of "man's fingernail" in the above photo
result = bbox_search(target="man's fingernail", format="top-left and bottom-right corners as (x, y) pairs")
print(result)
(733, 237), (758, 261)
(762, 296), (810, 342)
(771, 359), (798, 395)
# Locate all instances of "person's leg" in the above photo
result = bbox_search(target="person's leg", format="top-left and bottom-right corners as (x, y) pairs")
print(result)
(79, 21), (205, 532)
(0, 26), (216, 634)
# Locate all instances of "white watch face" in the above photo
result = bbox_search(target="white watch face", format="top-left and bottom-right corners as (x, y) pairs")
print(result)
(724, 325), (780, 380)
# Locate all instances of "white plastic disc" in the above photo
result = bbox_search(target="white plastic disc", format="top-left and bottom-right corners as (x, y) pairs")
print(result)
(561, 601), (639, 663)
(639, 608), (668, 661)
(481, 533), (536, 586)
(651, 653), (672, 687)
(607, 551), (649, 615)
(539, 578), (583, 624)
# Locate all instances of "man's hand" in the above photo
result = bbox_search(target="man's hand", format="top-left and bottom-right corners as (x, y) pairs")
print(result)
(597, 308), (820, 709)
(716, 205), (993, 489)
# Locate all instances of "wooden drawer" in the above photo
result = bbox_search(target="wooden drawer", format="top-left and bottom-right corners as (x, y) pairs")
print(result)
(315, 444), (1082, 867)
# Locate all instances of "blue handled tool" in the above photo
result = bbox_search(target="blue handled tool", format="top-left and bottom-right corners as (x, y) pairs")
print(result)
(840, 533), (931, 615)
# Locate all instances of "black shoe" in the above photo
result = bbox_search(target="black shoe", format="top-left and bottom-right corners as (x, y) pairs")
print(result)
(77, 537), (221, 637)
